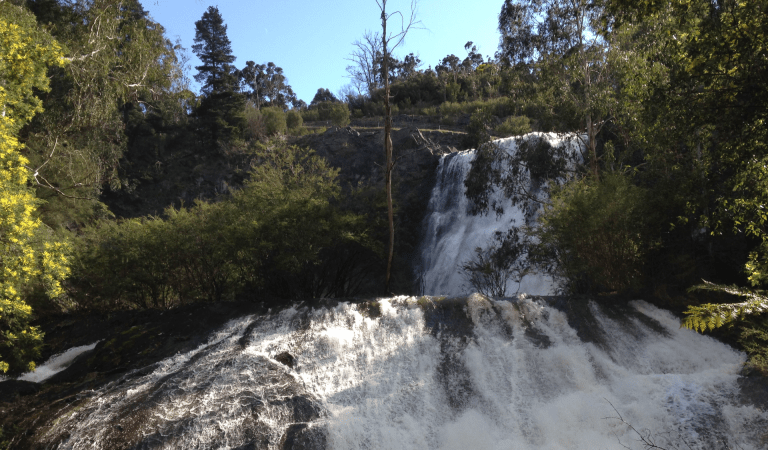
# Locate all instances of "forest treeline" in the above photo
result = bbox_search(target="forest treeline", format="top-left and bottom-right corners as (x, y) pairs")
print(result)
(1, 0), (767, 374)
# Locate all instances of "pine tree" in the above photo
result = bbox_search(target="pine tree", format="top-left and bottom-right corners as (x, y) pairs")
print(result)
(192, 6), (244, 144)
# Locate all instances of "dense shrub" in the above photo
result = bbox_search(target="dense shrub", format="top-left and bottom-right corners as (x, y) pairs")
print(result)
(303, 102), (350, 127)
(300, 108), (320, 122)
(496, 116), (531, 137)
(243, 104), (265, 140)
(326, 102), (350, 127)
(441, 97), (515, 120)
(532, 173), (658, 293)
(286, 109), (303, 130)
(261, 106), (287, 135)
(69, 143), (373, 309)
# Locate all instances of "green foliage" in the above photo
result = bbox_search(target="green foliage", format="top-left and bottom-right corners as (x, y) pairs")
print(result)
(463, 107), (494, 149)
(441, 97), (516, 120)
(306, 101), (350, 127)
(495, 116), (531, 137)
(683, 282), (768, 332)
(0, 2), (70, 374)
(240, 61), (296, 109)
(260, 106), (287, 135)
(534, 173), (657, 293)
(15, 0), (189, 226)
(301, 108), (320, 122)
(70, 142), (373, 308)
(327, 103), (351, 127)
(286, 109), (303, 130)
(739, 322), (768, 375)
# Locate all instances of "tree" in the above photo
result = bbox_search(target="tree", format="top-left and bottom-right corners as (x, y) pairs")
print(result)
(375, 0), (421, 293)
(240, 61), (297, 109)
(192, 6), (244, 144)
(310, 88), (339, 106)
(498, 0), (615, 177)
(603, 0), (768, 332)
(20, 0), (186, 225)
(346, 30), (383, 95)
(0, 2), (70, 374)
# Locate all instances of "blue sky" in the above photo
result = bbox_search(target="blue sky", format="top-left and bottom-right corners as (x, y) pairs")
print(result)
(144, 0), (504, 104)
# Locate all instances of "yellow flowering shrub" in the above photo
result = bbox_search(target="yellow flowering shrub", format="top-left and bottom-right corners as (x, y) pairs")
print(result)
(1, 3), (69, 374)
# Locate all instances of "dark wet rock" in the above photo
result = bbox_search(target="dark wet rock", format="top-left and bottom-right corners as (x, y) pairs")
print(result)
(270, 396), (323, 423)
(275, 351), (296, 369)
(524, 323), (552, 349)
(0, 379), (40, 399)
(738, 373), (768, 411)
(420, 297), (477, 410)
(280, 423), (327, 450)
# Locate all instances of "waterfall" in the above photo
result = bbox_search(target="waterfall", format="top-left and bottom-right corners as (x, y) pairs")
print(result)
(39, 296), (766, 449)
(29, 132), (767, 449)
(418, 133), (580, 297)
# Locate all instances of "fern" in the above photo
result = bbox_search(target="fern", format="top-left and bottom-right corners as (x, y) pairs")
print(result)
(683, 280), (768, 332)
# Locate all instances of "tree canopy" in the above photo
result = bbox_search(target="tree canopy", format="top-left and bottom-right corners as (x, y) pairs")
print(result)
(0, 1), (70, 374)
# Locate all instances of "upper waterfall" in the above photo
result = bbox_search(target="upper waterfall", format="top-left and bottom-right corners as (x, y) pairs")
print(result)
(418, 133), (582, 297)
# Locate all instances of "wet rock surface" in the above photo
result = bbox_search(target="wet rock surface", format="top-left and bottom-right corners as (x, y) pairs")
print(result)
(0, 300), (270, 449)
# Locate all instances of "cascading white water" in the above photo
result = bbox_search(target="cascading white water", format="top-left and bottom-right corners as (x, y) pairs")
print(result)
(41, 296), (767, 449)
(418, 133), (581, 297)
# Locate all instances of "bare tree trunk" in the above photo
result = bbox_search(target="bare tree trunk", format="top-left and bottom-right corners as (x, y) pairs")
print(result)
(382, 2), (395, 293)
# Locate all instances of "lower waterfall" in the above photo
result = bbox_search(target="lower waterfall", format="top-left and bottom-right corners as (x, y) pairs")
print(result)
(40, 296), (766, 449)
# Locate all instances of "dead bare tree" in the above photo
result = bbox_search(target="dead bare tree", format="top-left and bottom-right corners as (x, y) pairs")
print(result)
(375, 0), (421, 293)
(345, 30), (383, 95)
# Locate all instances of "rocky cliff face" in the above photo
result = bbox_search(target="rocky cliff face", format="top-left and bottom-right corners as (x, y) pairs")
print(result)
(294, 125), (465, 292)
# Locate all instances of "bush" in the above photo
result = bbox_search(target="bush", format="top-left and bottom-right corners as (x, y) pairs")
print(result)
(496, 116), (531, 137)
(532, 173), (658, 293)
(463, 107), (495, 149)
(304, 102), (350, 127)
(327, 102), (350, 127)
(287, 126), (309, 136)
(69, 142), (374, 309)
(261, 106), (287, 135)
(243, 104), (265, 140)
(301, 109), (320, 122)
(441, 97), (515, 120)
(461, 229), (529, 297)
(286, 109), (303, 129)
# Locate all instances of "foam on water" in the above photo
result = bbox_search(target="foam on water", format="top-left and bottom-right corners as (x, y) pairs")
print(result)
(15, 341), (99, 383)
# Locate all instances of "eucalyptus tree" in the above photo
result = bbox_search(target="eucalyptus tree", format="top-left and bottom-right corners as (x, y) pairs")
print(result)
(498, 0), (615, 177)
(19, 0), (185, 225)
(240, 61), (297, 110)
(374, 0), (421, 293)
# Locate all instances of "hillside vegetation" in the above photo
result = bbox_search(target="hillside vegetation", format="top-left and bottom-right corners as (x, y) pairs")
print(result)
(1, 0), (768, 377)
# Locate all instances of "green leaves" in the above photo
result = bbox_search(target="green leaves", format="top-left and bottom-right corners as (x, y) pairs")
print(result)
(70, 142), (374, 307)
(684, 281), (768, 332)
